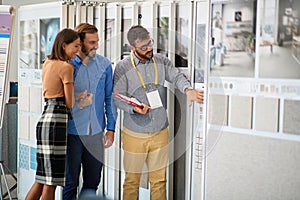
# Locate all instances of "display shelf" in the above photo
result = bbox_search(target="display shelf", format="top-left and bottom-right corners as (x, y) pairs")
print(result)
(224, 20), (253, 51)
(225, 20), (252, 29)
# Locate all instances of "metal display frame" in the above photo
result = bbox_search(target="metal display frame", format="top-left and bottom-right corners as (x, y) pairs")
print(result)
(105, 2), (121, 66)
(0, 6), (17, 200)
(157, 2), (176, 200)
(0, 5), (15, 129)
(189, 2), (210, 200)
(103, 2), (122, 199)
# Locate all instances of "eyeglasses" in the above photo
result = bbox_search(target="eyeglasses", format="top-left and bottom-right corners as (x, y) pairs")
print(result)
(135, 39), (154, 51)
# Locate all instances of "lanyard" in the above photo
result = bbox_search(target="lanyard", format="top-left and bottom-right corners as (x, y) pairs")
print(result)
(130, 54), (158, 89)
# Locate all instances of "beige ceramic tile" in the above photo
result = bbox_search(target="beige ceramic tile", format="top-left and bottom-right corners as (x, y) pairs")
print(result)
(255, 97), (279, 132)
(230, 95), (252, 129)
(208, 94), (228, 126)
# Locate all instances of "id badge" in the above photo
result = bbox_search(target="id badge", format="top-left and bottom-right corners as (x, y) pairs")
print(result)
(146, 90), (163, 109)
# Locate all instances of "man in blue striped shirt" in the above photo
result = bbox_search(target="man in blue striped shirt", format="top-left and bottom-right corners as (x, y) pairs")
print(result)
(63, 23), (117, 200)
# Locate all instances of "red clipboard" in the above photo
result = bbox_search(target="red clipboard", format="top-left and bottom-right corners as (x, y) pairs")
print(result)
(113, 92), (144, 109)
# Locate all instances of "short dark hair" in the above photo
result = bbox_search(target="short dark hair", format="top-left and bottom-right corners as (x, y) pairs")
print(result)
(74, 23), (98, 42)
(48, 28), (79, 61)
(127, 25), (150, 46)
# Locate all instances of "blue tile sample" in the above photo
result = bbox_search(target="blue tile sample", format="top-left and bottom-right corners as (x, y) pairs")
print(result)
(19, 144), (29, 170)
(30, 147), (37, 170)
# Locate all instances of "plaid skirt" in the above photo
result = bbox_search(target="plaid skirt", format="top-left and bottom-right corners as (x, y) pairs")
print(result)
(35, 98), (69, 186)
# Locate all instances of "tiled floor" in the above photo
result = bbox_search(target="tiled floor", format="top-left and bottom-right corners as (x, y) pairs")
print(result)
(210, 44), (300, 79)
(210, 51), (255, 77)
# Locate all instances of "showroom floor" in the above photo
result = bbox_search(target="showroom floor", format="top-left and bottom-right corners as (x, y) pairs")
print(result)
(210, 44), (300, 79)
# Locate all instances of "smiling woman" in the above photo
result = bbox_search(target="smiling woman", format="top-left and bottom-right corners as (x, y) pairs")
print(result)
(25, 28), (80, 200)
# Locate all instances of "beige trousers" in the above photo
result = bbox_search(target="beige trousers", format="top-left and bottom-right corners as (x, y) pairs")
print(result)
(122, 128), (169, 200)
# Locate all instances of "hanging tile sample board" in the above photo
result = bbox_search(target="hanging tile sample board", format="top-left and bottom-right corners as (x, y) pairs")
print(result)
(0, 5), (14, 128)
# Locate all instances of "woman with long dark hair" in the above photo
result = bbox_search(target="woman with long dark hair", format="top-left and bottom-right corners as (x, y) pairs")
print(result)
(25, 28), (81, 200)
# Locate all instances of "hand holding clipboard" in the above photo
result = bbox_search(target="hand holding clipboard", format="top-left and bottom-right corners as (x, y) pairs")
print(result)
(113, 92), (151, 113)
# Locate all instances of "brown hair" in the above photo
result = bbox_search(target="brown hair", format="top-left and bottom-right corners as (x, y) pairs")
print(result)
(127, 25), (149, 46)
(74, 23), (98, 42)
(48, 28), (79, 61)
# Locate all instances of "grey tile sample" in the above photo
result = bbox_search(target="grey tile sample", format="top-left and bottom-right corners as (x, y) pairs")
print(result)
(283, 99), (300, 135)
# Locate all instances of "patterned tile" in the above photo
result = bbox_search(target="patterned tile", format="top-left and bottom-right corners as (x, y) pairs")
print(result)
(19, 144), (29, 170)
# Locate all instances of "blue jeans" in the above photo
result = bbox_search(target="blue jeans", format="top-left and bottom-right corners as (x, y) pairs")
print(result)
(63, 133), (104, 200)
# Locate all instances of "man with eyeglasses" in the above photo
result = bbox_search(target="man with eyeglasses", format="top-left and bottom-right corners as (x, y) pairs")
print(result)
(113, 25), (204, 200)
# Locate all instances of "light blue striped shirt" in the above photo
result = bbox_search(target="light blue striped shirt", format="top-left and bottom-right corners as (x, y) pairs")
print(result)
(68, 55), (117, 135)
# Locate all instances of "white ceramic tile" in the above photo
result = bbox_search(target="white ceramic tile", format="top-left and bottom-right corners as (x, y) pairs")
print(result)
(29, 87), (42, 113)
(29, 115), (40, 141)
(18, 114), (29, 140)
(18, 86), (30, 111)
